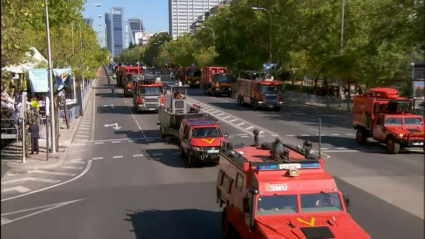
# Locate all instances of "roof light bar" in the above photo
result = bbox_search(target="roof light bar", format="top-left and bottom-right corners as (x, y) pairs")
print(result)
(257, 161), (321, 171)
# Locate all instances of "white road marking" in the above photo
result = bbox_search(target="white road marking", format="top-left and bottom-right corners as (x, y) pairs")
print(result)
(301, 134), (309, 136)
(75, 135), (89, 138)
(27, 170), (76, 176)
(241, 135), (249, 138)
(93, 157), (103, 160)
(271, 134), (279, 136)
(309, 128), (319, 132)
(112, 141), (121, 144)
(95, 142), (104, 145)
(223, 116), (231, 119)
(336, 147), (347, 150)
(259, 131), (264, 134)
(72, 143), (86, 146)
(1, 177), (61, 185)
(2, 186), (31, 193)
(91, 85), (96, 141)
(237, 122), (245, 126)
(113, 155), (123, 159)
(331, 134), (340, 136)
(153, 153), (163, 156)
(129, 108), (147, 138)
(229, 119), (238, 122)
(246, 126), (254, 130)
(346, 133), (355, 136)
(1, 199), (84, 226)
(217, 114), (225, 117)
(133, 154), (144, 157)
(61, 166), (84, 170)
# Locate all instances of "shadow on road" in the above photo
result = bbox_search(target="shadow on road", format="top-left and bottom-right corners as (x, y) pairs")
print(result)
(114, 130), (161, 141)
(97, 105), (133, 115)
(124, 209), (221, 239)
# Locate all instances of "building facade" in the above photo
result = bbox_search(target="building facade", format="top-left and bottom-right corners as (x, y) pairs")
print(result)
(135, 32), (152, 46)
(128, 18), (145, 45)
(105, 7), (125, 56)
(84, 18), (94, 27)
(168, 0), (222, 39)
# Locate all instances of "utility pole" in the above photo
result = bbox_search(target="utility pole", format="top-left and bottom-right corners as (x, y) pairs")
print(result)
(45, 0), (56, 153)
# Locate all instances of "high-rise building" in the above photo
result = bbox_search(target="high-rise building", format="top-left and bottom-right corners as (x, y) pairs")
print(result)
(84, 18), (94, 27)
(128, 18), (145, 45)
(168, 0), (222, 39)
(105, 7), (125, 56)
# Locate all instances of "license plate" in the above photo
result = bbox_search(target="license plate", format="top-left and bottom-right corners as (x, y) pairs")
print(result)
(207, 149), (219, 153)
(413, 142), (424, 146)
(279, 163), (301, 170)
(149, 108), (156, 110)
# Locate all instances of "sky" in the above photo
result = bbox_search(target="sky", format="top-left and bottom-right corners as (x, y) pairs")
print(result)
(82, 0), (169, 47)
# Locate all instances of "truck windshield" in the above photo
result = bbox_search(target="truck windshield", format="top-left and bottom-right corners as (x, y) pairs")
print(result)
(216, 74), (230, 82)
(404, 117), (423, 125)
(300, 192), (343, 213)
(191, 127), (222, 138)
(127, 75), (136, 82)
(261, 85), (280, 92)
(140, 86), (162, 94)
(256, 194), (298, 215)
(187, 70), (201, 77)
(385, 117), (403, 125)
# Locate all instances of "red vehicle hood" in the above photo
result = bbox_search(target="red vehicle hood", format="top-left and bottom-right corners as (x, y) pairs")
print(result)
(190, 137), (223, 147)
(385, 126), (425, 136)
(256, 214), (370, 239)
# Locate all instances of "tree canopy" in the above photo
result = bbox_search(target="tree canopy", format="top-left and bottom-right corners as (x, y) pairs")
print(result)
(113, 0), (424, 86)
(1, 0), (109, 79)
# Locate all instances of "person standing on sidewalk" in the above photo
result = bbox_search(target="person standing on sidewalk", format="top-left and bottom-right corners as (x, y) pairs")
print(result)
(25, 123), (31, 158)
(111, 85), (115, 98)
(29, 120), (40, 154)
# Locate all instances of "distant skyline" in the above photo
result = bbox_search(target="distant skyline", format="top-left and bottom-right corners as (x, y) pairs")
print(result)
(82, 0), (169, 47)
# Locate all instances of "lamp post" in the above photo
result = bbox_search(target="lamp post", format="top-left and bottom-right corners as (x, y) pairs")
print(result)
(201, 26), (215, 46)
(411, 62), (415, 98)
(72, 2), (101, 54)
(252, 7), (272, 63)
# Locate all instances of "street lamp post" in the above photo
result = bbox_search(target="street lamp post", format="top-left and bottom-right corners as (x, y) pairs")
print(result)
(201, 26), (215, 46)
(252, 7), (272, 63)
(411, 62), (415, 98)
(45, 0), (56, 154)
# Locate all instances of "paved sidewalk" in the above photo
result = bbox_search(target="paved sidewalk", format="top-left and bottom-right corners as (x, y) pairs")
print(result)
(1, 83), (96, 174)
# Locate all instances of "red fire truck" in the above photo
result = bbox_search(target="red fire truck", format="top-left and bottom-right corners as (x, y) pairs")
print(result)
(216, 139), (370, 239)
(133, 76), (164, 113)
(353, 87), (424, 154)
(185, 65), (202, 87)
(236, 70), (283, 110)
(202, 66), (231, 96)
(121, 66), (142, 97)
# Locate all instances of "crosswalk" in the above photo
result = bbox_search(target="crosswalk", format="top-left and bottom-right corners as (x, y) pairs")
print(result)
(72, 101), (94, 144)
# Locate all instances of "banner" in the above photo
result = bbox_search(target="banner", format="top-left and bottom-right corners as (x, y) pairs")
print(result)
(53, 68), (72, 91)
(28, 69), (48, 93)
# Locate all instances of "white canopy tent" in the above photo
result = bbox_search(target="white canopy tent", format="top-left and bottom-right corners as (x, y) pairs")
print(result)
(2, 47), (48, 74)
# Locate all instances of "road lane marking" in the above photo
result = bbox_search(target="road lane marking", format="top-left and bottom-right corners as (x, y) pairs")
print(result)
(129, 108), (147, 138)
(331, 134), (340, 136)
(91, 80), (96, 141)
(133, 154), (144, 157)
(112, 141), (121, 144)
(223, 116), (231, 119)
(246, 126), (254, 130)
(113, 155), (123, 159)
(241, 135), (249, 138)
(346, 133), (355, 136)
(237, 122), (245, 126)
(229, 119), (238, 122)
(61, 166), (84, 170)
(1, 177), (61, 185)
(2, 186), (31, 194)
(27, 170), (76, 176)
(301, 134), (309, 136)
(93, 157), (103, 160)
(95, 142), (104, 144)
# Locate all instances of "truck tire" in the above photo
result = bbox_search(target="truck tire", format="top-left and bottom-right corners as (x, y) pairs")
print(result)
(356, 129), (368, 144)
(386, 136), (400, 154)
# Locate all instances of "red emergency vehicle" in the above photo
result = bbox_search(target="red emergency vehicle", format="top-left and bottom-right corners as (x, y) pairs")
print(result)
(121, 66), (142, 97)
(185, 65), (202, 87)
(216, 140), (370, 239)
(236, 70), (283, 110)
(115, 64), (125, 87)
(133, 77), (164, 113)
(202, 66), (231, 96)
(353, 87), (425, 154)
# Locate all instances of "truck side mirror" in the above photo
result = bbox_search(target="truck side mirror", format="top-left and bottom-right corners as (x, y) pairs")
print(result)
(343, 195), (351, 213)
(224, 133), (229, 138)
(243, 198), (250, 213)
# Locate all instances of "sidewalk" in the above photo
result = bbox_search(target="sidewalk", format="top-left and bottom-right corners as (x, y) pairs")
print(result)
(1, 83), (95, 173)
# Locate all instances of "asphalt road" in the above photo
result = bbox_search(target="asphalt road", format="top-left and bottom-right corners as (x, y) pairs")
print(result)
(1, 75), (423, 239)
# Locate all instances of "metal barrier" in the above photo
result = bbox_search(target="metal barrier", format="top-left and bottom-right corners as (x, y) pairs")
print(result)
(65, 78), (94, 123)
(283, 90), (353, 110)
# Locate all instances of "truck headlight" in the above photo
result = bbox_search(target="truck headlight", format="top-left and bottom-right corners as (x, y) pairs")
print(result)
(396, 133), (404, 138)
(192, 146), (201, 151)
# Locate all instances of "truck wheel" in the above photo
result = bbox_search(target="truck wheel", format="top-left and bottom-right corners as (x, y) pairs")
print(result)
(187, 154), (197, 167)
(356, 129), (367, 144)
(386, 137), (400, 154)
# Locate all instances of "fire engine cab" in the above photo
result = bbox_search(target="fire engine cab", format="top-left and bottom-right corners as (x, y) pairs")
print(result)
(353, 87), (425, 154)
(216, 139), (370, 239)
(132, 76), (164, 113)
(236, 71), (283, 110)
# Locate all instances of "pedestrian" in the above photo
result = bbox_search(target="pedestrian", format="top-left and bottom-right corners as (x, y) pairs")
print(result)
(29, 120), (40, 154)
(25, 122), (31, 158)
(111, 85), (115, 98)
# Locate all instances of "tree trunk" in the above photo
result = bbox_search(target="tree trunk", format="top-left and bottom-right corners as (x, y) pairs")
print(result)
(324, 77), (330, 108)
(63, 95), (70, 129)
